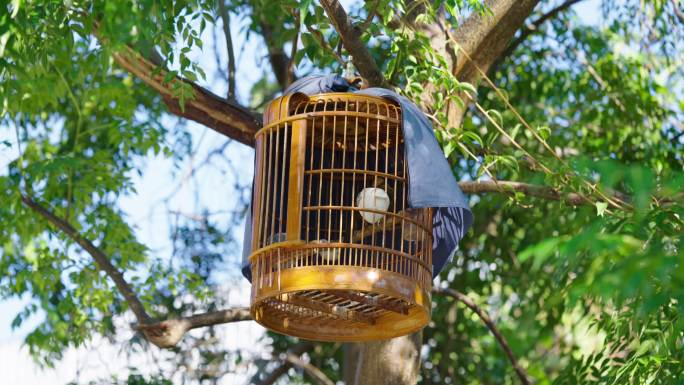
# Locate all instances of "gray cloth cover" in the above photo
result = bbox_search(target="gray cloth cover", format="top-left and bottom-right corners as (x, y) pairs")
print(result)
(242, 75), (473, 281)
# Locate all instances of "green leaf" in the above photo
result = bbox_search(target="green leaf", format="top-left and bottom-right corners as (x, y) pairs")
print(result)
(443, 141), (456, 158)
(537, 125), (551, 141)
(518, 237), (567, 271)
(10, 0), (21, 18)
(596, 201), (608, 217)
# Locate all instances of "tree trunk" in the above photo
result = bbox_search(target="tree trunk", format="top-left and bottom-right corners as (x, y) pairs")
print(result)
(343, 332), (423, 385)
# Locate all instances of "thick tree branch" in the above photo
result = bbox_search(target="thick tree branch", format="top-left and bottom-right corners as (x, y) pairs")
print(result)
(218, 0), (237, 101)
(110, 47), (260, 146)
(136, 308), (252, 348)
(450, 0), (541, 82)
(20, 194), (153, 324)
(320, 0), (387, 87)
(433, 288), (531, 385)
(414, 0), (542, 130)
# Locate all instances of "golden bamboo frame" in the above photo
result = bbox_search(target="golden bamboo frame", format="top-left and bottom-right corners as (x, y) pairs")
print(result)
(249, 93), (433, 341)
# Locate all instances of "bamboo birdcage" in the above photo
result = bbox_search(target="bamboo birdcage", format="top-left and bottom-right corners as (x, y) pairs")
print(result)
(248, 92), (433, 342)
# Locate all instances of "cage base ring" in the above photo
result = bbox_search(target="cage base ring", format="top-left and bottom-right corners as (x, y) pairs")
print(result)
(250, 265), (431, 342)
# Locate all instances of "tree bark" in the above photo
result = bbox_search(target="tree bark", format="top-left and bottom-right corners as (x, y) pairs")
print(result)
(259, 18), (294, 90)
(110, 47), (261, 146)
(320, 0), (387, 87)
(343, 332), (422, 385)
(443, 0), (541, 130)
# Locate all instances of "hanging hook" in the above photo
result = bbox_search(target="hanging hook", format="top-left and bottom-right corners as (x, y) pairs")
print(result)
(343, 55), (356, 78)
(343, 56), (369, 89)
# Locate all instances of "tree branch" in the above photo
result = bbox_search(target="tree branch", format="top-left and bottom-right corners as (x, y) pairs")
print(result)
(449, 0), (541, 85)
(259, 16), (294, 90)
(287, 11), (301, 81)
(433, 288), (531, 385)
(359, 0), (380, 33)
(416, 0), (542, 130)
(20, 194), (153, 324)
(320, 0), (387, 87)
(183, 307), (253, 329)
(255, 342), (314, 385)
(110, 46), (260, 146)
(462, 180), (684, 210)
(18, 181), (627, 323)
(458, 180), (592, 206)
(496, 0), (586, 69)
(673, 0), (684, 25)
(283, 353), (334, 385)
(20, 194), (253, 349)
(218, 0), (237, 101)
(136, 308), (252, 348)
(305, 23), (345, 65)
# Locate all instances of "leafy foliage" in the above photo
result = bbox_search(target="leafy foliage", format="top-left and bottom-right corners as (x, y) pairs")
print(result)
(1, 0), (683, 384)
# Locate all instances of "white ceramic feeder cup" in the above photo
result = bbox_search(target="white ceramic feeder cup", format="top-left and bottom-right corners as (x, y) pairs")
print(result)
(356, 187), (391, 224)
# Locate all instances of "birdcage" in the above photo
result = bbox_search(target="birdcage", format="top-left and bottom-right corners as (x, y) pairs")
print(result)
(248, 92), (433, 342)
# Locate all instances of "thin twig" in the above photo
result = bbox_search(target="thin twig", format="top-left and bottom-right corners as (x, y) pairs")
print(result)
(218, 0), (237, 101)
(287, 10), (301, 81)
(254, 343), (314, 385)
(305, 23), (346, 65)
(359, 0), (380, 32)
(573, 48), (626, 111)
(433, 288), (531, 385)
(447, 33), (628, 211)
(672, 0), (684, 25)
(472, 101), (554, 175)
(283, 353), (334, 385)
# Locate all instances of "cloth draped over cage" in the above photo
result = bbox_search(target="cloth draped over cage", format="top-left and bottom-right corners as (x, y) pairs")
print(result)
(242, 75), (473, 281)
(240, 75), (473, 341)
